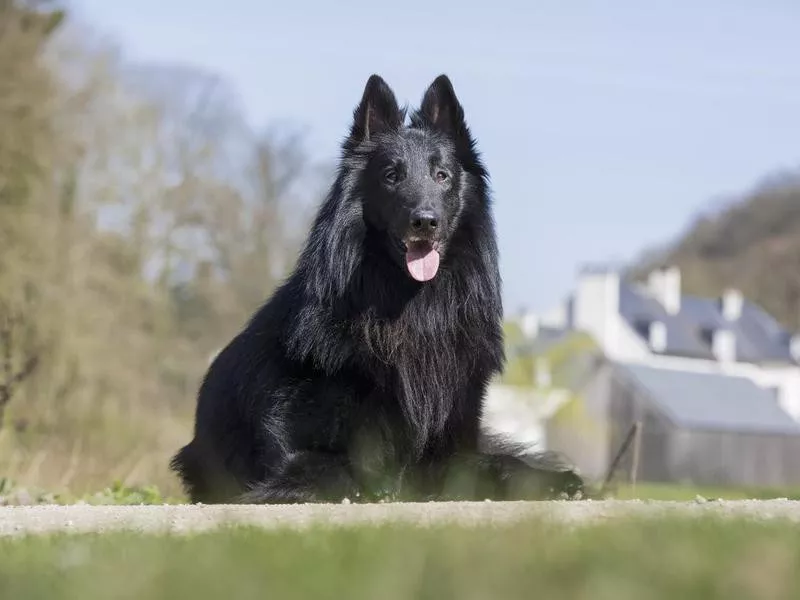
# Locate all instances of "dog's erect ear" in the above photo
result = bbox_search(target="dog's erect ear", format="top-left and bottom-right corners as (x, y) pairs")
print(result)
(419, 74), (466, 138)
(349, 74), (402, 143)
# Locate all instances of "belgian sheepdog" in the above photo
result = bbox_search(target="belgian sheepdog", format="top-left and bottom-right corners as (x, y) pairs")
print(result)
(170, 74), (585, 504)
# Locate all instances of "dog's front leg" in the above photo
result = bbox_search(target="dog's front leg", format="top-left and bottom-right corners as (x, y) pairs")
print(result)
(235, 451), (360, 504)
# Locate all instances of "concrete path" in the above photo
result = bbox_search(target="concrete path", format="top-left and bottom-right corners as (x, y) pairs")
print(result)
(2, 499), (800, 537)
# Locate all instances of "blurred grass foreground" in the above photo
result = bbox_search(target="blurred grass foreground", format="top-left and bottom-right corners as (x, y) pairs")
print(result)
(2, 516), (800, 599)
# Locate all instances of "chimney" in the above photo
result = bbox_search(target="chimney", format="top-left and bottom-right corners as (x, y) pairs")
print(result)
(573, 264), (621, 354)
(648, 321), (667, 353)
(648, 266), (681, 315)
(712, 329), (736, 363)
(720, 288), (743, 321)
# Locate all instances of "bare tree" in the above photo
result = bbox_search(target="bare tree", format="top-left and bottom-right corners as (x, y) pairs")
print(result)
(0, 6), (321, 494)
(0, 303), (39, 430)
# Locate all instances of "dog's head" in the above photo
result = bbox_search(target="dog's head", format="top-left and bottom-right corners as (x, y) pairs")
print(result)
(344, 74), (483, 283)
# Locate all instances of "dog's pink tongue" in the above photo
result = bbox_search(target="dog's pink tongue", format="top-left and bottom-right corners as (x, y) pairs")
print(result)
(406, 244), (440, 282)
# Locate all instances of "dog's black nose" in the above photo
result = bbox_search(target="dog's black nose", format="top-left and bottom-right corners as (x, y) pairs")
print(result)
(410, 210), (439, 233)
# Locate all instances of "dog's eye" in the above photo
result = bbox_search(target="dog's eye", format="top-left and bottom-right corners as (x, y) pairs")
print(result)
(383, 168), (398, 184)
(435, 170), (449, 183)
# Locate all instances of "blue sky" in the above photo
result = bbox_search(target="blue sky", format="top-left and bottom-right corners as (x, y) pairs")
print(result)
(72, 0), (800, 314)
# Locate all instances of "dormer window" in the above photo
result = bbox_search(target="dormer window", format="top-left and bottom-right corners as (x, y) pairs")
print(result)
(634, 319), (667, 353)
(648, 321), (667, 353)
(701, 327), (736, 362)
(790, 335), (800, 363)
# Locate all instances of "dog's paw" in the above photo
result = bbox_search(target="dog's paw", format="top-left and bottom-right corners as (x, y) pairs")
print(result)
(496, 452), (586, 501)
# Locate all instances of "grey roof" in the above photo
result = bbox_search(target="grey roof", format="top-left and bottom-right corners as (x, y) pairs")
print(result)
(616, 362), (800, 436)
(618, 281), (796, 364)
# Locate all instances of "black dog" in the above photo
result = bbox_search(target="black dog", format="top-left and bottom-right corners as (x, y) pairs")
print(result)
(170, 74), (584, 504)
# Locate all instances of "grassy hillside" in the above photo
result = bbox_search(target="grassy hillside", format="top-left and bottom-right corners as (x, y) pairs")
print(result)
(631, 169), (800, 330)
(500, 321), (598, 389)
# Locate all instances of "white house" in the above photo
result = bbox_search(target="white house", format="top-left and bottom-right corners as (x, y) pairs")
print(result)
(522, 264), (800, 422)
(509, 264), (800, 488)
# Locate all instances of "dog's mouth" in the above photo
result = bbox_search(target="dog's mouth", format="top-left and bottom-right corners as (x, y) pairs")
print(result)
(403, 238), (441, 282)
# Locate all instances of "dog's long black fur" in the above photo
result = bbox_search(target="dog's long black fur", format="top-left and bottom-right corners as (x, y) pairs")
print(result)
(170, 74), (585, 504)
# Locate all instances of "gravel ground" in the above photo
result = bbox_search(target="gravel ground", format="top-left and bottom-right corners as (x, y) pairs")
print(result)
(2, 499), (800, 537)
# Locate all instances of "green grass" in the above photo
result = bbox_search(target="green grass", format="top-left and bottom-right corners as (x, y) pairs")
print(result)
(5, 475), (800, 506)
(5, 472), (800, 506)
(0, 478), (183, 505)
(612, 481), (800, 501)
(1, 517), (800, 599)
